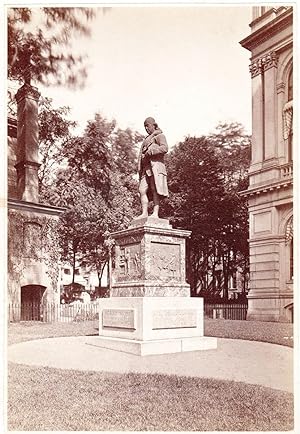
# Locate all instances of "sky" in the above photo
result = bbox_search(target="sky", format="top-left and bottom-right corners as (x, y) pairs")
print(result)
(31, 4), (253, 146)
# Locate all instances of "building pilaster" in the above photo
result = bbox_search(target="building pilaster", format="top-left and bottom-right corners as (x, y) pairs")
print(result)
(263, 52), (278, 161)
(249, 59), (264, 167)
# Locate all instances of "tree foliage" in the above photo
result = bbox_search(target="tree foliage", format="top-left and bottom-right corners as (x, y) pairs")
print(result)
(209, 121), (251, 189)
(161, 122), (250, 298)
(8, 7), (95, 87)
(45, 113), (140, 287)
(38, 97), (76, 199)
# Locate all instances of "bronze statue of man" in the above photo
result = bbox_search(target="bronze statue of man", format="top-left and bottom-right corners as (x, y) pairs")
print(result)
(135, 117), (168, 219)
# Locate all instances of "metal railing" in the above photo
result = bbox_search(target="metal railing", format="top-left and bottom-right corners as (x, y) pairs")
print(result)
(204, 303), (248, 320)
(8, 302), (99, 323)
(8, 301), (248, 322)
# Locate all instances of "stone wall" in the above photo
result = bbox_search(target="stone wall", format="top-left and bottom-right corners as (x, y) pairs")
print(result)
(8, 204), (62, 308)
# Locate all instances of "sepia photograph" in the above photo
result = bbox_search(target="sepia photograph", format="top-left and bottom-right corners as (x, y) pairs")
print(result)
(3, 1), (296, 432)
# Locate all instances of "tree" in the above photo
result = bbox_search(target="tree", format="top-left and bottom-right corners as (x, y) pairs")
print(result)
(208, 122), (250, 297)
(37, 97), (76, 200)
(74, 117), (140, 287)
(112, 127), (143, 176)
(162, 136), (226, 294)
(209, 121), (251, 187)
(50, 113), (140, 290)
(63, 113), (114, 197)
(55, 171), (109, 286)
(8, 7), (95, 87)
(162, 123), (250, 298)
(111, 126), (142, 213)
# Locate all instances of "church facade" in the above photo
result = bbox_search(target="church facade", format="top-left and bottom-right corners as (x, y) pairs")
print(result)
(240, 6), (293, 322)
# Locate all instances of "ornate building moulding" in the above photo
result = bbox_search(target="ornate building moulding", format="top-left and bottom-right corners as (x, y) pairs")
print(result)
(249, 51), (278, 77)
(263, 51), (279, 71)
(249, 58), (263, 77)
(240, 178), (293, 198)
(240, 9), (292, 51)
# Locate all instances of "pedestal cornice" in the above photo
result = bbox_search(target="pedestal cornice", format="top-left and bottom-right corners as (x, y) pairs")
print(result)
(111, 218), (191, 240)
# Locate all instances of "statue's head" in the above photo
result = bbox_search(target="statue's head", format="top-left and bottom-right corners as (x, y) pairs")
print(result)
(144, 117), (158, 134)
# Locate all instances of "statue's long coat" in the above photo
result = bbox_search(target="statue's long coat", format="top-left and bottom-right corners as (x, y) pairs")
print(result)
(138, 132), (169, 198)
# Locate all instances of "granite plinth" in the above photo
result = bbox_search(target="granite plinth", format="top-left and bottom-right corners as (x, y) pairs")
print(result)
(99, 297), (204, 341)
(92, 335), (217, 356)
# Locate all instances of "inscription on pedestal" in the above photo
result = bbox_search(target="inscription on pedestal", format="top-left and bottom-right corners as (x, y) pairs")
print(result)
(152, 309), (197, 329)
(103, 309), (136, 329)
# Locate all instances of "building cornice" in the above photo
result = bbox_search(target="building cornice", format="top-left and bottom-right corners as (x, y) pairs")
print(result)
(240, 178), (293, 198)
(240, 8), (293, 52)
(249, 235), (285, 244)
(8, 198), (66, 216)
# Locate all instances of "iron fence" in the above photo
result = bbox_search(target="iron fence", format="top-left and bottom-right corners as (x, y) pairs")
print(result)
(8, 302), (99, 323)
(8, 301), (248, 323)
(204, 303), (248, 320)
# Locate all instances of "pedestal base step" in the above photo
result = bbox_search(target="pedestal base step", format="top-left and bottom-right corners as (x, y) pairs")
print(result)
(87, 335), (217, 356)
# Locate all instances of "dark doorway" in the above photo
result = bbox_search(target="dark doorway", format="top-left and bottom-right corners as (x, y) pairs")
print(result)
(21, 285), (46, 320)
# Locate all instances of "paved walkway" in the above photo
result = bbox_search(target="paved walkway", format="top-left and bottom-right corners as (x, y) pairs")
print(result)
(8, 336), (293, 393)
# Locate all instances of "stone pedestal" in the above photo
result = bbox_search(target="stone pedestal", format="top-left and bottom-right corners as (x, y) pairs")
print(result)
(97, 217), (217, 355)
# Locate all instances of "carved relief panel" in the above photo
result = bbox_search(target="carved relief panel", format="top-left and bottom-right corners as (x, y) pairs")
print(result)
(149, 242), (181, 281)
(117, 243), (142, 281)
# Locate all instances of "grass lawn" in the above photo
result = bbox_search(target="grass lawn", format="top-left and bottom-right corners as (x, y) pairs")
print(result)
(7, 317), (293, 346)
(6, 319), (294, 431)
(205, 318), (294, 347)
(8, 364), (293, 431)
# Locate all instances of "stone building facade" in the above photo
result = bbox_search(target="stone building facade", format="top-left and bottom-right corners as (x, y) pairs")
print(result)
(240, 6), (293, 322)
(8, 83), (65, 321)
